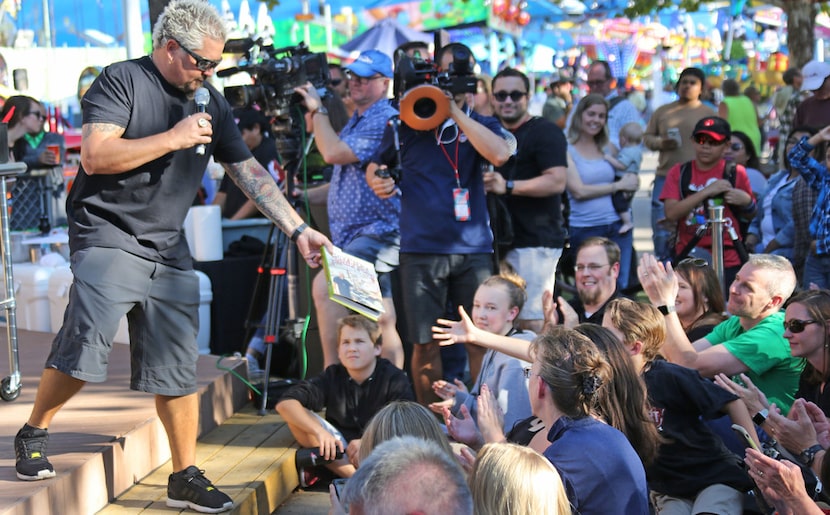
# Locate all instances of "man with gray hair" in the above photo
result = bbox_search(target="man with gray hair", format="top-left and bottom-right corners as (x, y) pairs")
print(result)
(11, 1), (331, 512)
(637, 253), (804, 414)
(340, 436), (473, 515)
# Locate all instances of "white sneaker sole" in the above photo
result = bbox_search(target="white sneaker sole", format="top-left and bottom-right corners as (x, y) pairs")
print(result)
(166, 497), (233, 513)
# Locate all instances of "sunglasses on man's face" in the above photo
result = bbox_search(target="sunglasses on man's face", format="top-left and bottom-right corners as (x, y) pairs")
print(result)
(678, 257), (708, 268)
(729, 142), (744, 152)
(493, 90), (527, 102)
(173, 38), (221, 72)
(694, 135), (727, 146)
(783, 319), (818, 333)
(329, 79), (343, 87)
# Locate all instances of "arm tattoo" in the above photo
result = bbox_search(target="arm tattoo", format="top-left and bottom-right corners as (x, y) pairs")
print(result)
(83, 123), (125, 138)
(222, 157), (297, 233)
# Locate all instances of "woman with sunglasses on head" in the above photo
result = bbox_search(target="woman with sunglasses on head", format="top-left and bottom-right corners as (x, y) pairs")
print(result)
(745, 128), (814, 261)
(565, 94), (639, 289)
(724, 130), (767, 198)
(674, 258), (728, 341)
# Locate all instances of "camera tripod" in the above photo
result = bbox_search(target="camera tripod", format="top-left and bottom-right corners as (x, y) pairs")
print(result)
(244, 132), (317, 415)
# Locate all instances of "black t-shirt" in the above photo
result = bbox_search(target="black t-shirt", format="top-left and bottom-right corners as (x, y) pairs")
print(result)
(496, 116), (568, 248)
(70, 56), (251, 269)
(644, 359), (752, 497)
(219, 135), (278, 218)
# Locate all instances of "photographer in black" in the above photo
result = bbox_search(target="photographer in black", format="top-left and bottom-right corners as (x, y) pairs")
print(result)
(366, 43), (512, 405)
(293, 50), (404, 370)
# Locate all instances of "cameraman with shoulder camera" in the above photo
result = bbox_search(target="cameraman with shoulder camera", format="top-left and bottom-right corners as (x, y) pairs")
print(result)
(294, 50), (404, 370)
(366, 43), (512, 405)
(10, 1), (331, 512)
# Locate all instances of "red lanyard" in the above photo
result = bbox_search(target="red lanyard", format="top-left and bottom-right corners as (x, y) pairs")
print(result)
(438, 134), (461, 188)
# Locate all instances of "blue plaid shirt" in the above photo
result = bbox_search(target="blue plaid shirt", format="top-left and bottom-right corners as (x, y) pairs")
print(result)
(328, 99), (400, 248)
(788, 136), (830, 256)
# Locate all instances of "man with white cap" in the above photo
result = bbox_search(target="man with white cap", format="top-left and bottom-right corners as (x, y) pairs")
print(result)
(293, 49), (404, 370)
(793, 60), (830, 130)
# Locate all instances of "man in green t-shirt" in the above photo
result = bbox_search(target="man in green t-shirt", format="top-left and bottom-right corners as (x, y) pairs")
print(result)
(637, 253), (804, 414)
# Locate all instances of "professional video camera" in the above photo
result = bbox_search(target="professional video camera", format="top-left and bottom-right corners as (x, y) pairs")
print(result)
(219, 39), (330, 179)
(394, 45), (477, 131)
(218, 39), (329, 115)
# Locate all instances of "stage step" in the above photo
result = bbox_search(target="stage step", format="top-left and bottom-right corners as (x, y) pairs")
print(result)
(98, 406), (299, 514)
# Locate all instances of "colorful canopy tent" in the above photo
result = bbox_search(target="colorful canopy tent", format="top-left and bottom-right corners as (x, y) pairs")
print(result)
(340, 17), (431, 57)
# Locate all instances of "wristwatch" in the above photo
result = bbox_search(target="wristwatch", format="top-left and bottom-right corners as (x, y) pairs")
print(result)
(290, 222), (308, 243)
(505, 180), (514, 196)
(799, 444), (824, 466)
(657, 304), (676, 316)
(311, 106), (329, 117)
(752, 408), (768, 426)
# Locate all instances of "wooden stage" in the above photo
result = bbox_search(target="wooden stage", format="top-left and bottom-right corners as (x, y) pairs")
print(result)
(0, 330), (299, 515)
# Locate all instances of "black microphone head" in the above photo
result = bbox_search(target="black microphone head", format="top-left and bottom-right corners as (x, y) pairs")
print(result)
(195, 87), (210, 106)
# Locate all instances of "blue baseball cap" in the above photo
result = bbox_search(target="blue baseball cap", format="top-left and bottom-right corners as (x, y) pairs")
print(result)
(345, 50), (393, 78)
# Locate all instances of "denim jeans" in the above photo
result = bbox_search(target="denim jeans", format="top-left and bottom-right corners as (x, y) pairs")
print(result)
(651, 175), (671, 261)
(803, 252), (830, 290)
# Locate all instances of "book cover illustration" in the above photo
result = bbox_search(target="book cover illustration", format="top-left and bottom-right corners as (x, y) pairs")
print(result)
(322, 247), (385, 321)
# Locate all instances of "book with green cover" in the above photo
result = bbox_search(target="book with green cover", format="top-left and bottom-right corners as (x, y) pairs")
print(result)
(322, 247), (385, 321)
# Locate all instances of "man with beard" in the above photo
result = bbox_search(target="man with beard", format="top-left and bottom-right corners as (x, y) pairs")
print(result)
(554, 237), (623, 326)
(483, 67), (567, 332)
(638, 253), (804, 414)
(10, 1), (331, 512)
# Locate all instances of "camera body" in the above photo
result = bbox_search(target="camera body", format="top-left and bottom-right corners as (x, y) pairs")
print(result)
(221, 39), (329, 115)
(394, 47), (477, 99)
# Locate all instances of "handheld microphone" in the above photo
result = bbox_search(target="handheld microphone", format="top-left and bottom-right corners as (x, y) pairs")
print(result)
(194, 87), (210, 155)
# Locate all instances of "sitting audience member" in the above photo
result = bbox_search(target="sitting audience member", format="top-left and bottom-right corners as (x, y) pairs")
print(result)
(717, 290), (830, 449)
(744, 447), (825, 515)
(787, 124), (830, 289)
(673, 257), (728, 340)
(603, 298), (755, 515)
(554, 237), (625, 326)
(638, 252), (804, 413)
(350, 400), (455, 469)
(527, 326), (649, 514)
(339, 436), (473, 515)
(275, 315), (414, 483)
(442, 324), (662, 471)
(429, 274), (533, 434)
(469, 442), (571, 515)
(745, 127), (812, 259)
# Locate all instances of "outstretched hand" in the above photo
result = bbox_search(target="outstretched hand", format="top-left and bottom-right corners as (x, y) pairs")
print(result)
(433, 305), (481, 346)
(714, 373), (769, 415)
(477, 384), (506, 446)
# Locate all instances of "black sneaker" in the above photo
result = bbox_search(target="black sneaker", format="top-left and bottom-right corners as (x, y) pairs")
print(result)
(14, 424), (56, 481)
(166, 466), (233, 513)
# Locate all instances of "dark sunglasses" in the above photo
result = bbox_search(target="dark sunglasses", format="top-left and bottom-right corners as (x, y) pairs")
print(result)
(172, 37), (221, 72)
(329, 79), (343, 87)
(586, 79), (607, 88)
(493, 90), (527, 102)
(729, 142), (744, 152)
(783, 319), (818, 333)
(27, 111), (46, 120)
(694, 134), (727, 146)
(678, 257), (708, 267)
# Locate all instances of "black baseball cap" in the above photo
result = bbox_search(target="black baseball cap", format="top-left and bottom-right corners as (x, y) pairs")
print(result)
(693, 116), (730, 142)
(677, 67), (706, 87)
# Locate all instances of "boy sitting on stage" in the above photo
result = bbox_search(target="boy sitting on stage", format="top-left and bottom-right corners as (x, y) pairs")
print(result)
(276, 314), (414, 485)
